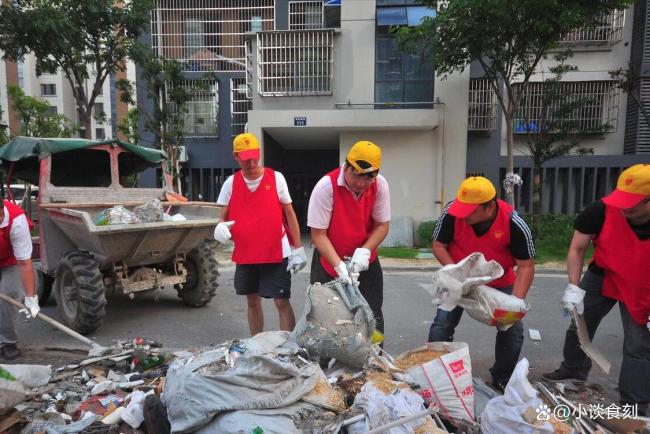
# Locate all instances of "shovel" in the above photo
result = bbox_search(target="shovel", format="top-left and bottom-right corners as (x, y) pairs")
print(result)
(0, 293), (111, 356)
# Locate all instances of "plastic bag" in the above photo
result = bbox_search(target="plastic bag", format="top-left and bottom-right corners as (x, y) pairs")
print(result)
(293, 279), (376, 368)
(94, 205), (140, 226)
(459, 285), (529, 331)
(121, 390), (154, 428)
(347, 384), (435, 434)
(395, 342), (475, 425)
(431, 253), (503, 310)
(481, 358), (553, 434)
(0, 364), (51, 388)
(431, 253), (529, 331)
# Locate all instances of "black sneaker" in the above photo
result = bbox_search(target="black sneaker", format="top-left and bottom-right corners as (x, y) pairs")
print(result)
(542, 368), (586, 383)
(1, 344), (20, 361)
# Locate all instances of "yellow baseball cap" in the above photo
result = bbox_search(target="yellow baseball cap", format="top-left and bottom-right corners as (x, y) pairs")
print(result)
(448, 176), (497, 218)
(233, 133), (260, 161)
(346, 141), (382, 173)
(602, 164), (650, 209)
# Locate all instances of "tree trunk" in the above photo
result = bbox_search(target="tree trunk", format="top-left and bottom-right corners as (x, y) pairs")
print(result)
(83, 108), (92, 139)
(505, 114), (515, 206)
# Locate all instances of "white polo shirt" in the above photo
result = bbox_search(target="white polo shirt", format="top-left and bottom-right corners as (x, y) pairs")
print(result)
(0, 206), (33, 261)
(307, 164), (391, 229)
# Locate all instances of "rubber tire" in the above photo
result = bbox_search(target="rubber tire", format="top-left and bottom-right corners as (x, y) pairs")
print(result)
(178, 241), (219, 307)
(36, 270), (54, 305)
(54, 251), (107, 334)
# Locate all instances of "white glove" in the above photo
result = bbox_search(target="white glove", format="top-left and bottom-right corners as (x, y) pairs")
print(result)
(350, 248), (371, 273)
(213, 221), (235, 244)
(23, 296), (40, 319)
(334, 261), (352, 285)
(287, 247), (307, 274)
(561, 283), (585, 315)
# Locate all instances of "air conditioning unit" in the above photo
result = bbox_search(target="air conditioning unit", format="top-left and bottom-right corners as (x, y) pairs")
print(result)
(177, 146), (188, 163)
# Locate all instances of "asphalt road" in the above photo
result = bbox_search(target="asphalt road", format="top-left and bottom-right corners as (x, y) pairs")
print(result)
(14, 267), (624, 396)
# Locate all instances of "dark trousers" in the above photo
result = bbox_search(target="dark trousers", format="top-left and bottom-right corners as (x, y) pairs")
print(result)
(310, 250), (384, 335)
(428, 285), (524, 387)
(560, 269), (650, 407)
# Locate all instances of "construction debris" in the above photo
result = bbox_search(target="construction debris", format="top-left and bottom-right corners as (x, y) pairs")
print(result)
(2, 328), (647, 434)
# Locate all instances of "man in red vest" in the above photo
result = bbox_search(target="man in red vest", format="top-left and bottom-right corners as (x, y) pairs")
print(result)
(430, 176), (535, 391)
(543, 164), (650, 415)
(0, 197), (39, 360)
(308, 141), (390, 335)
(213, 133), (306, 336)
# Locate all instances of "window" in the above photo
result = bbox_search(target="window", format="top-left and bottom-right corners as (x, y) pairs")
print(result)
(468, 78), (497, 131)
(46, 105), (58, 116)
(167, 80), (219, 137)
(257, 30), (334, 96)
(231, 77), (251, 137)
(95, 128), (105, 140)
(40, 84), (56, 96)
(513, 81), (620, 133)
(151, 0), (275, 72)
(289, 1), (323, 30)
(183, 19), (203, 58)
(375, 3), (435, 108)
(94, 103), (105, 121)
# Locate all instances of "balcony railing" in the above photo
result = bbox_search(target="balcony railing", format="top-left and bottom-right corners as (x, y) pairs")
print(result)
(468, 78), (497, 131)
(151, 0), (275, 73)
(513, 80), (620, 134)
(257, 29), (334, 96)
(560, 10), (625, 45)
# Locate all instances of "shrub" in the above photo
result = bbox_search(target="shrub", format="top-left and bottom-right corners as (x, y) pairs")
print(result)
(417, 220), (437, 247)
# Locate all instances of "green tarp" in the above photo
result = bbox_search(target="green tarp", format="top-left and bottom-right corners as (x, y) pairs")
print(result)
(0, 136), (167, 163)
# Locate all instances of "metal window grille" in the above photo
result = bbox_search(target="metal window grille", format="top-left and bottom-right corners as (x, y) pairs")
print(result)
(166, 79), (219, 137)
(513, 81), (620, 134)
(245, 37), (254, 99)
(257, 29), (334, 96)
(561, 10), (625, 45)
(151, 0), (275, 72)
(289, 1), (323, 30)
(468, 78), (497, 131)
(230, 77), (251, 137)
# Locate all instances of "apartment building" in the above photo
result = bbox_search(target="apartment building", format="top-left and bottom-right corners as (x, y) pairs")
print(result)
(0, 53), (124, 141)
(141, 0), (468, 242)
(466, 2), (650, 214)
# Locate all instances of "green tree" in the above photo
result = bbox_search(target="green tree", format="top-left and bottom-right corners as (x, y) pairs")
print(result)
(0, 0), (152, 138)
(397, 0), (633, 205)
(7, 85), (77, 137)
(117, 47), (215, 192)
(516, 54), (604, 229)
(610, 63), (650, 130)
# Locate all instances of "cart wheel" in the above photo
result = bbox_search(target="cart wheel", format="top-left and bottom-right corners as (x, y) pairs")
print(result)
(54, 251), (106, 334)
(177, 241), (219, 307)
(36, 270), (54, 305)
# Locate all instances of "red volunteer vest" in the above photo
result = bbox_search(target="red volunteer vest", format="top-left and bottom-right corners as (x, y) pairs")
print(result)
(593, 204), (650, 325)
(228, 168), (284, 265)
(0, 200), (30, 268)
(448, 199), (516, 288)
(320, 168), (379, 277)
